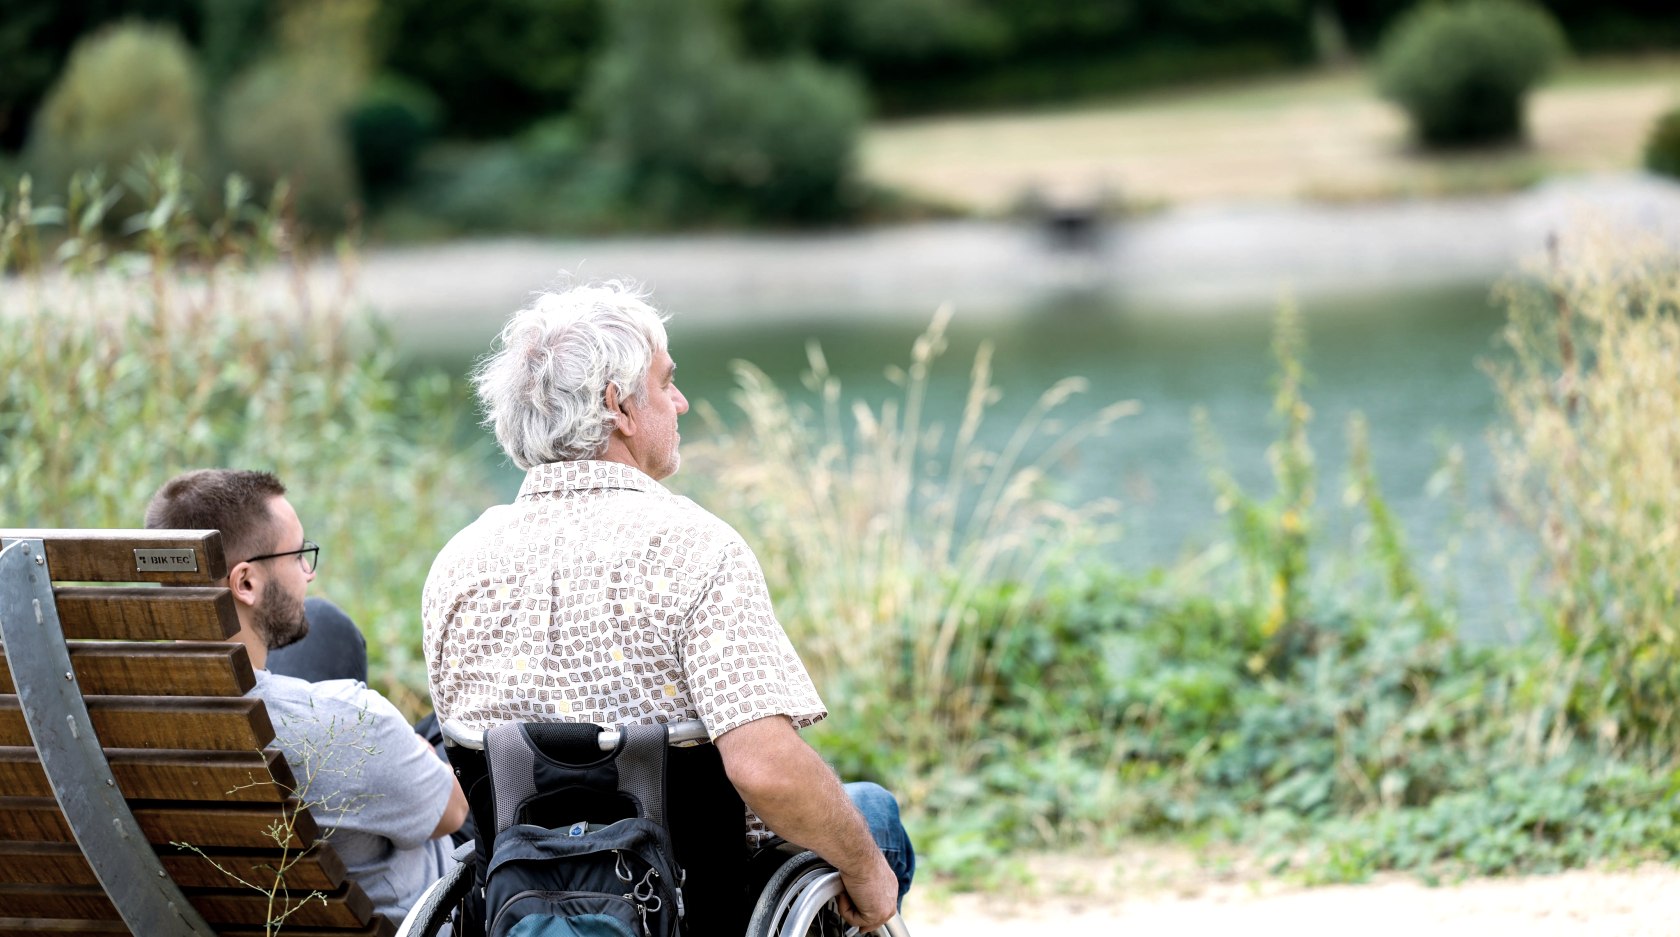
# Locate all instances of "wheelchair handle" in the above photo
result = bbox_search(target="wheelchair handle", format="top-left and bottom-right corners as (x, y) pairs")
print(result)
(440, 717), (711, 751)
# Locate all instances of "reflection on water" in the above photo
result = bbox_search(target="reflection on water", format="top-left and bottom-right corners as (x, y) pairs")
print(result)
(405, 281), (1524, 640)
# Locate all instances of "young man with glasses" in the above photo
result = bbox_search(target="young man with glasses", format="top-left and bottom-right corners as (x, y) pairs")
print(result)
(145, 469), (467, 928)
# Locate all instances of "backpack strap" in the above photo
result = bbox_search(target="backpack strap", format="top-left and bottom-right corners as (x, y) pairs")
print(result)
(484, 721), (545, 836)
(613, 723), (670, 831)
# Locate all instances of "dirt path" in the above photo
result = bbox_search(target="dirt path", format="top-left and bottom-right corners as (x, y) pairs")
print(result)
(902, 852), (1680, 936)
(864, 61), (1680, 213)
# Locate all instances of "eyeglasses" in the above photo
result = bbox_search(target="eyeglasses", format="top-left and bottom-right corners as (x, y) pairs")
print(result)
(243, 540), (319, 574)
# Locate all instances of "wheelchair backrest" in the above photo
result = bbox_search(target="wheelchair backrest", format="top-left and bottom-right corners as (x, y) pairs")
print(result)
(446, 721), (753, 936)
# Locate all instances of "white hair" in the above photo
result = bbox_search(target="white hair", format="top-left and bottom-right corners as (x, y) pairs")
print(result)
(473, 279), (670, 470)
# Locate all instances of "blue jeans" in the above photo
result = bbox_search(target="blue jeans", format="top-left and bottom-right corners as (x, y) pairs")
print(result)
(845, 781), (915, 903)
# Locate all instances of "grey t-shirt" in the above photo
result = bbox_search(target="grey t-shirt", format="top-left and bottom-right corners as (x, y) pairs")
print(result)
(251, 670), (454, 927)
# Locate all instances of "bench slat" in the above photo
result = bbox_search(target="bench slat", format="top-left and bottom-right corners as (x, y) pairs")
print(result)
(0, 798), (317, 850)
(0, 696), (274, 751)
(0, 881), (374, 928)
(50, 587), (239, 641)
(0, 747), (294, 802)
(0, 918), (128, 934)
(0, 841), (347, 891)
(165, 842), (349, 891)
(0, 641), (254, 697)
(0, 530), (226, 584)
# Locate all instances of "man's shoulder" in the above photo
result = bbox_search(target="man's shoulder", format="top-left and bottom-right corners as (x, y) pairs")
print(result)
(251, 672), (405, 730)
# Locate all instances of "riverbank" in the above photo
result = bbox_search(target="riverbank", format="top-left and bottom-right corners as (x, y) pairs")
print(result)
(906, 851), (1680, 936)
(358, 172), (1680, 348)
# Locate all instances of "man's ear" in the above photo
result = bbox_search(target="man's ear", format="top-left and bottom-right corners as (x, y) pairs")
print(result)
(604, 382), (637, 436)
(226, 561), (261, 610)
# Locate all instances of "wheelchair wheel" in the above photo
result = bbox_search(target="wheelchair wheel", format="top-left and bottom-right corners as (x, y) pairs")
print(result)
(745, 849), (855, 937)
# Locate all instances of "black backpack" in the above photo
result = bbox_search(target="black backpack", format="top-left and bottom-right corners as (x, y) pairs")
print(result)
(482, 722), (687, 937)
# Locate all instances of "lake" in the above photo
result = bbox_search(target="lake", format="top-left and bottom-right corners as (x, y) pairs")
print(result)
(402, 278), (1524, 640)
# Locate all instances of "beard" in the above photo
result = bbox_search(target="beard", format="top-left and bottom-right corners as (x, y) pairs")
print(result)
(255, 579), (311, 652)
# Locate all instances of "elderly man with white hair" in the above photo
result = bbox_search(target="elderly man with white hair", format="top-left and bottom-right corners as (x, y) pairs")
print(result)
(421, 279), (911, 933)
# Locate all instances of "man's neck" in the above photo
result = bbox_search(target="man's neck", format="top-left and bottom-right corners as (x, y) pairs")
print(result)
(594, 437), (638, 471)
(233, 616), (268, 671)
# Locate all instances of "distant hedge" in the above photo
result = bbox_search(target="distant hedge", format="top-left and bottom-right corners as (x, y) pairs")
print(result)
(4, 0), (1679, 153)
(1646, 108), (1680, 180)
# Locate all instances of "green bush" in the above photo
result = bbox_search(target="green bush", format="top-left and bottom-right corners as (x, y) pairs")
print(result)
(1644, 108), (1680, 179)
(581, 0), (866, 222)
(25, 22), (207, 208)
(1375, 0), (1567, 147)
(219, 58), (360, 229)
(347, 75), (442, 202)
(394, 118), (634, 235)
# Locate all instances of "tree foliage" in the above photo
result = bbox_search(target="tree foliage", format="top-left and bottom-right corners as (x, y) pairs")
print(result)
(580, 0), (866, 222)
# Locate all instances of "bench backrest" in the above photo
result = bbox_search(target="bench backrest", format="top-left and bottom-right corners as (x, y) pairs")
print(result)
(0, 529), (393, 937)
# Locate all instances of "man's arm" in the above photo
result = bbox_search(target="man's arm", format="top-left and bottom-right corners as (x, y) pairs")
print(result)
(418, 732), (470, 840)
(715, 715), (898, 932)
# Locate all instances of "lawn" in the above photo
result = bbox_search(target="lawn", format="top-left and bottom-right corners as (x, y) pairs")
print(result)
(862, 56), (1680, 213)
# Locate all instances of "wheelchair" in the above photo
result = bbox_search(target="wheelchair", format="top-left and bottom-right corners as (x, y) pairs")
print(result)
(397, 719), (910, 937)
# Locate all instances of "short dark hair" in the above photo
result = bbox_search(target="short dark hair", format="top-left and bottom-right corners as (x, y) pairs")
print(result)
(144, 469), (288, 564)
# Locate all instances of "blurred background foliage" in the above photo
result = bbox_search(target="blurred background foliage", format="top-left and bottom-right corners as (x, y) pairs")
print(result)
(4, 0), (1680, 892)
(2, 0), (1678, 234)
(10, 167), (1680, 886)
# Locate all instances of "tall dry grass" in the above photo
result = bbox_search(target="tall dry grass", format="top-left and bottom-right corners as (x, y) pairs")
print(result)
(681, 307), (1136, 799)
(1489, 229), (1680, 756)
(0, 164), (488, 714)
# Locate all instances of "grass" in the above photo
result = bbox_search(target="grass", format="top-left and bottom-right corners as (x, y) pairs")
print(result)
(862, 55), (1680, 213)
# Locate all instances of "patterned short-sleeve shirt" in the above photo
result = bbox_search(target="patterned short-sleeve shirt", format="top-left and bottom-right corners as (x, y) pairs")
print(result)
(421, 458), (827, 751)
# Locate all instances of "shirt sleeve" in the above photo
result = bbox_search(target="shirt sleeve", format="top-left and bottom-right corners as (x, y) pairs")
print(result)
(282, 686), (456, 852)
(678, 534), (827, 739)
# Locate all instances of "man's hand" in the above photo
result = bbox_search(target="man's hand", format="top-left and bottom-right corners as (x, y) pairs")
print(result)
(834, 857), (898, 932)
(715, 717), (899, 931)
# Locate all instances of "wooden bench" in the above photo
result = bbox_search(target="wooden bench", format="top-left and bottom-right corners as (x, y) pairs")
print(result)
(0, 529), (395, 937)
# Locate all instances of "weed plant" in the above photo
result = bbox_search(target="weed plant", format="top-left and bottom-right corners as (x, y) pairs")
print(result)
(0, 164), (490, 713)
(680, 306), (1137, 801)
(1489, 232), (1680, 757)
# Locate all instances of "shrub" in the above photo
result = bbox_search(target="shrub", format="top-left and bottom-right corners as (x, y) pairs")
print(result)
(1375, 0), (1566, 147)
(25, 22), (207, 208)
(347, 75), (442, 202)
(581, 0), (867, 222)
(1644, 108), (1680, 179)
(219, 58), (360, 229)
(401, 118), (632, 234)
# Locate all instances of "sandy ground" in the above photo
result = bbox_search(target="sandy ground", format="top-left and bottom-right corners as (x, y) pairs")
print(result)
(900, 851), (1680, 936)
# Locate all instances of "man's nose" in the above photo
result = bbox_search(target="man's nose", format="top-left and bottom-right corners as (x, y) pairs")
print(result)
(675, 386), (689, 414)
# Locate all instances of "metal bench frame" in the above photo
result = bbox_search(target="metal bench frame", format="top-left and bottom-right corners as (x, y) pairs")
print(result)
(0, 536), (218, 935)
